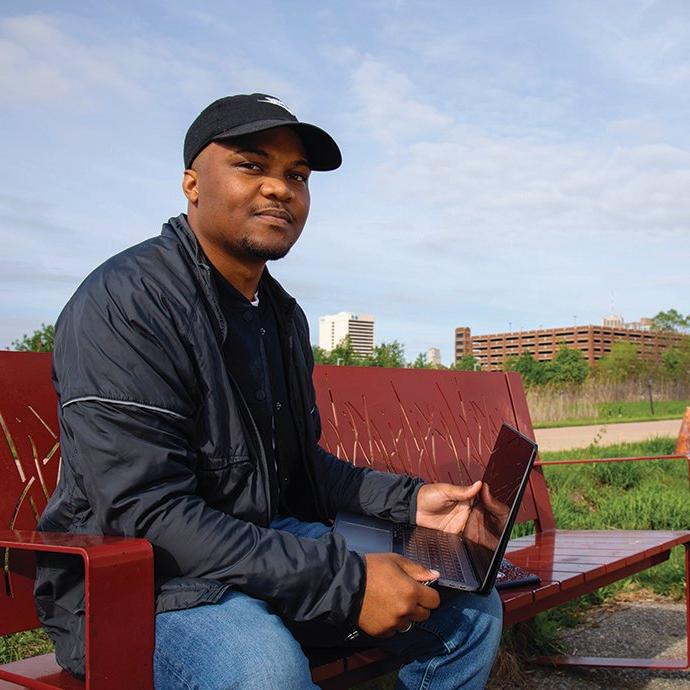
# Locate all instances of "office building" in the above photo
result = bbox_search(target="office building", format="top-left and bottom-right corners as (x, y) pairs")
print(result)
(319, 312), (375, 358)
(455, 317), (688, 371)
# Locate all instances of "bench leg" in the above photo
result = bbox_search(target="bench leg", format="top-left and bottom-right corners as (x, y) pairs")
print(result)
(536, 543), (689, 671)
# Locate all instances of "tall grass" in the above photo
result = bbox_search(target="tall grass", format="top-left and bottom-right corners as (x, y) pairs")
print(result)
(527, 379), (690, 424)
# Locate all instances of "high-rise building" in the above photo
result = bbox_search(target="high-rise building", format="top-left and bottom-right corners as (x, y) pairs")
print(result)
(318, 312), (375, 358)
(455, 318), (687, 371)
(454, 327), (472, 361)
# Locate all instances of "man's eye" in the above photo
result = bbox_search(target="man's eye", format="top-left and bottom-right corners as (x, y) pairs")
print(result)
(289, 172), (309, 182)
(238, 162), (261, 171)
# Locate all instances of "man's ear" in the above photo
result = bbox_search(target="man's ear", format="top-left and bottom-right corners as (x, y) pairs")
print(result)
(182, 168), (199, 204)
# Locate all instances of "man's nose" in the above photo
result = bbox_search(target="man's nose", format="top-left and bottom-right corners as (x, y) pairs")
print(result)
(260, 175), (293, 201)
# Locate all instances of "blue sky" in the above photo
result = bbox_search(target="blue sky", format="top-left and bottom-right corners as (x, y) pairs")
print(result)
(2, 1), (689, 363)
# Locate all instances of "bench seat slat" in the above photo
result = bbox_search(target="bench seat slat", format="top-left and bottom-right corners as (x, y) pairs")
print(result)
(0, 655), (82, 690)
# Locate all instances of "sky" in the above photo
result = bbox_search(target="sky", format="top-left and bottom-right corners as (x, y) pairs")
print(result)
(2, 0), (689, 364)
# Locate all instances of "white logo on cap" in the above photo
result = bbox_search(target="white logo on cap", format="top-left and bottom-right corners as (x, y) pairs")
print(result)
(257, 96), (295, 116)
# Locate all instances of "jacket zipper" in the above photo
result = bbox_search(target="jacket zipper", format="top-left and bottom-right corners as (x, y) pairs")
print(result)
(224, 366), (273, 523)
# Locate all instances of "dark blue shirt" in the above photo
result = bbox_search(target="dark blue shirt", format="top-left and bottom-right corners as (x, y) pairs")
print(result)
(213, 269), (302, 514)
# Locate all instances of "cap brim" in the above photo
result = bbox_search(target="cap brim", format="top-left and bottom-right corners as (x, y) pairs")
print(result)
(212, 119), (342, 171)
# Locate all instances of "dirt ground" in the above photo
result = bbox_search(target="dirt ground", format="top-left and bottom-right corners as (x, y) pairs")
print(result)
(491, 593), (689, 689)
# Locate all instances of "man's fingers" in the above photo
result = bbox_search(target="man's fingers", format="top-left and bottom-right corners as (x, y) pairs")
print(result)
(411, 604), (432, 622)
(416, 582), (441, 610)
(482, 482), (510, 517)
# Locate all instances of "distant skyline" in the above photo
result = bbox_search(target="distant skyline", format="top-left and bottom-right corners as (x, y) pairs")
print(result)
(2, 1), (689, 364)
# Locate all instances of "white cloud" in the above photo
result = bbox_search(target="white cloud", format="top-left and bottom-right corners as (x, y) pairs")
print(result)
(0, 14), (148, 105)
(349, 58), (453, 147)
(564, 1), (690, 88)
(0, 13), (302, 112)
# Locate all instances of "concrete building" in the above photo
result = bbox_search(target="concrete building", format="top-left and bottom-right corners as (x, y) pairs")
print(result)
(455, 327), (472, 361)
(318, 312), (375, 358)
(427, 347), (441, 367)
(455, 318), (688, 371)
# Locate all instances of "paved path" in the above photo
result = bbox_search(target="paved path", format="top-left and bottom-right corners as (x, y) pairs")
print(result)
(534, 418), (682, 452)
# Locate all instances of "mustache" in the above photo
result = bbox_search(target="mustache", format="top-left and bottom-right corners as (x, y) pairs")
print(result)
(251, 204), (294, 222)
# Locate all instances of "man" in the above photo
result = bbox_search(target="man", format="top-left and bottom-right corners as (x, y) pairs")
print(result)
(35, 94), (502, 689)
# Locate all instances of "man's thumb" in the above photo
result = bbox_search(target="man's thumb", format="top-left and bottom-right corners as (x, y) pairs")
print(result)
(447, 480), (482, 500)
(399, 557), (440, 582)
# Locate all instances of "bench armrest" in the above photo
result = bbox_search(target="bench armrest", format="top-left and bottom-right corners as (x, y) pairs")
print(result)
(0, 529), (154, 690)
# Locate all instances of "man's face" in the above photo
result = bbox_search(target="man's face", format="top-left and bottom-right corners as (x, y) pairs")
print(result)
(183, 127), (311, 264)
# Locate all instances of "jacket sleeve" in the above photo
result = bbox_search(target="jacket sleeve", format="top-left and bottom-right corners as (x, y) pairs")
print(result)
(52, 272), (366, 632)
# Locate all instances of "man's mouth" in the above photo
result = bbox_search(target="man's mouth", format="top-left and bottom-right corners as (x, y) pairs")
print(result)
(254, 207), (293, 225)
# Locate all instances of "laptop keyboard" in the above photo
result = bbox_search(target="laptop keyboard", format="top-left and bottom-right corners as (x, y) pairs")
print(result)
(391, 524), (466, 583)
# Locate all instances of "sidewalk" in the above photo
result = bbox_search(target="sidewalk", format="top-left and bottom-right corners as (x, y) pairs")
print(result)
(534, 418), (683, 452)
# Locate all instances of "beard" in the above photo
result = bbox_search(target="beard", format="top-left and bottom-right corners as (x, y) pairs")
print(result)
(238, 231), (295, 261)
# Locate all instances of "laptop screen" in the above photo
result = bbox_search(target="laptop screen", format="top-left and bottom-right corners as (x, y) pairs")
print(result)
(461, 424), (537, 585)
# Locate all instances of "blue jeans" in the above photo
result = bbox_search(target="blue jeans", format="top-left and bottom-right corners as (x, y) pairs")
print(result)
(154, 517), (503, 689)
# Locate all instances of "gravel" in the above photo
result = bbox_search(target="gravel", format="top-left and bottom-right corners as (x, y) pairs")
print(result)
(511, 597), (689, 689)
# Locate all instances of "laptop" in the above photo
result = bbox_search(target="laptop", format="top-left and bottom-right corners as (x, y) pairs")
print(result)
(333, 423), (538, 595)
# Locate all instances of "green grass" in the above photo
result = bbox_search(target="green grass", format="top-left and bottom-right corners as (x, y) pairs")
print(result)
(0, 629), (53, 665)
(534, 399), (687, 428)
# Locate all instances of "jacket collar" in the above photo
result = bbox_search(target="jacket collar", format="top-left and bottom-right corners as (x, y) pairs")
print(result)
(162, 213), (297, 341)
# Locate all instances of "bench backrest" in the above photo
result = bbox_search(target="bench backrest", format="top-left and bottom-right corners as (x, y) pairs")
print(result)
(313, 365), (554, 529)
(1, 351), (60, 635)
(0, 351), (555, 636)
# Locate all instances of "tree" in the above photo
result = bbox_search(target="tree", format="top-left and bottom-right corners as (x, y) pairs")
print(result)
(595, 341), (643, 382)
(331, 336), (362, 366)
(504, 351), (547, 386)
(312, 336), (366, 366)
(544, 346), (589, 385)
(311, 345), (330, 364)
(451, 355), (478, 371)
(651, 309), (690, 333)
(410, 352), (431, 369)
(12, 323), (55, 352)
(369, 340), (406, 368)
(661, 342), (690, 380)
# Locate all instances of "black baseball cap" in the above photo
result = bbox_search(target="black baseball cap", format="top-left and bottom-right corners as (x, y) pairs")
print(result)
(183, 93), (342, 171)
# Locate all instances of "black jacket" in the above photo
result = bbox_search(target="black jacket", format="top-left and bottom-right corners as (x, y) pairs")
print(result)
(34, 214), (422, 677)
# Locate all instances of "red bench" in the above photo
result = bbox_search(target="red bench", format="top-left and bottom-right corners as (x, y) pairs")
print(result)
(1, 352), (689, 689)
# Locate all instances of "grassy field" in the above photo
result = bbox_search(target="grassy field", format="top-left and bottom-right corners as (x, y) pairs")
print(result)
(2, 437), (687, 687)
(533, 399), (688, 428)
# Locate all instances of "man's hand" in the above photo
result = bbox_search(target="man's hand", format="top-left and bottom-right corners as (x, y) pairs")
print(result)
(357, 553), (441, 637)
(415, 481), (482, 533)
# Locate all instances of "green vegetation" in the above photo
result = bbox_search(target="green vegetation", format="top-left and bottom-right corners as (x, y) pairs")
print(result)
(0, 630), (53, 665)
(11, 323), (55, 352)
(651, 308), (690, 333)
(451, 354), (479, 371)
(506, 346), (589, 387)
(505, 338), (690, 390)
(313, 337), (443, 369)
